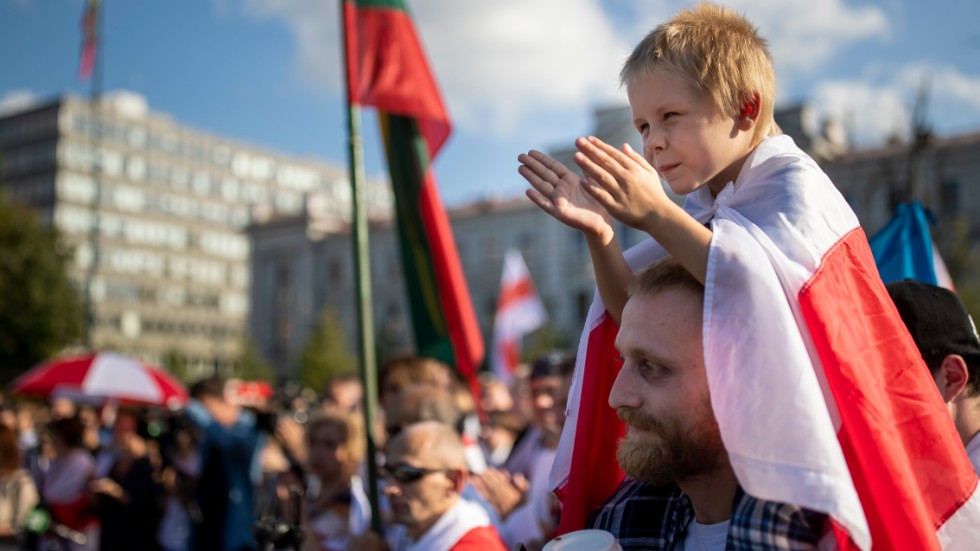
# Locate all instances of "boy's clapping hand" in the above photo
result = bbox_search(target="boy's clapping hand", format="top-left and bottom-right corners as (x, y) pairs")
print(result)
(519, 150), (614, 244)
(573, 136), (670, 232)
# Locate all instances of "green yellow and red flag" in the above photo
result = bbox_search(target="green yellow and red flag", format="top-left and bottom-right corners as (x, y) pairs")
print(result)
(343, 0), (485, 397)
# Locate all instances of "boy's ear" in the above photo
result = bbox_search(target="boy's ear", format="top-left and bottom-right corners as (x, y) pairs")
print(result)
(738, 93), (761, 126)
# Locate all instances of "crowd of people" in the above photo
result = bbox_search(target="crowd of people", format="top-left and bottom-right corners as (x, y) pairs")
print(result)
(0, 350), (577, 551)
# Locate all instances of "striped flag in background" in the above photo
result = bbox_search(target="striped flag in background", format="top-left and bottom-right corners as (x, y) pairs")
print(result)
(343, 0), (484, 397)
(492, 248), (547, 385)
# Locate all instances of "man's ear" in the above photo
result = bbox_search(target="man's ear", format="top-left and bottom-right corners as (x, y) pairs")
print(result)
(447, 468), (468, 494)
(938, 354), (970, 402)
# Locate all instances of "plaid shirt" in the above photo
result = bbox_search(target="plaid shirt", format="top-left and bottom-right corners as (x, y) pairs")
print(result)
(588, 478), (829, 550)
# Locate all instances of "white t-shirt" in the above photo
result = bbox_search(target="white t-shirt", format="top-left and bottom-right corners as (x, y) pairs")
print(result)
(681, 519), (730, 551)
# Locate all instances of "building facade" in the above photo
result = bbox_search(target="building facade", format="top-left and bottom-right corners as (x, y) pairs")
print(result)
(0, 92), (390, 373)
(249, 196), (653, 377)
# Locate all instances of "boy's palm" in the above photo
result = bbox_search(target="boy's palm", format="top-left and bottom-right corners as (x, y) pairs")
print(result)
(519, 150), (612, 238)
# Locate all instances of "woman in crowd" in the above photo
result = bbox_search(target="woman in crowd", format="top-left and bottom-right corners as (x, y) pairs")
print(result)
(42, 416), (98, 550)
(91, 409), (164, 551)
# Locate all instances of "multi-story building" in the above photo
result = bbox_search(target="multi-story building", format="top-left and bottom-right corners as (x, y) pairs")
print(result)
(0, 91), (390, 373)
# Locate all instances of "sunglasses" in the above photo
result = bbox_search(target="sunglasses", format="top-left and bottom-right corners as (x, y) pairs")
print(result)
(381, 463), (452, 484)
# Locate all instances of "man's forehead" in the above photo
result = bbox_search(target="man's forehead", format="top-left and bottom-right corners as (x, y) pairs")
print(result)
(617, 290), (702, 347)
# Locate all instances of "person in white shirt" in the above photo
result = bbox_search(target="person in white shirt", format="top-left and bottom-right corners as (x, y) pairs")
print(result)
(887, 280), (980, 473)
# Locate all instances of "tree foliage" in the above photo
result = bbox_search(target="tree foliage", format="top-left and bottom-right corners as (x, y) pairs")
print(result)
(299, 308), (359, 391)
(233, 336), (275, 383)
(0, 195), (83, 382)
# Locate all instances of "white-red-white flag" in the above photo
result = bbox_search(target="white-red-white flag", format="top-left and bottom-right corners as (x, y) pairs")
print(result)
(492, 249), (547, 384)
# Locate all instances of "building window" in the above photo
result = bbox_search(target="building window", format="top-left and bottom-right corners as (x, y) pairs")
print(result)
(940, 178), (960, 215)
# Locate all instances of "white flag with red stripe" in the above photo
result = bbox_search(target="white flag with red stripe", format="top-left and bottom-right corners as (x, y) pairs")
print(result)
(492, 248), (547, 384)
(551, 135), (980, 549)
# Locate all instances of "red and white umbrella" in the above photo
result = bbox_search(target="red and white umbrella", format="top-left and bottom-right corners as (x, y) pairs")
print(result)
(9, 351), (188, 408)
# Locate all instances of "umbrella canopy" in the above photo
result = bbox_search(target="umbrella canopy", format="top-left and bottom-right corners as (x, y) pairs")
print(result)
(9, 351), (188, 408)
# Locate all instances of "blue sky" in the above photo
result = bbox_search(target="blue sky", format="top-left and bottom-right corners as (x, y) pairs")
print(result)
(2, 0), (980, 206)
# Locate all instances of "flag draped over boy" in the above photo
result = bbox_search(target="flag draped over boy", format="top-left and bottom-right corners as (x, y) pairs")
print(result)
(552, 136), (980, 549)
(343, 0), (484, 395)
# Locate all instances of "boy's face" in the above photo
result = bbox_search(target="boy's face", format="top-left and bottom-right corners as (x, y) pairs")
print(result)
(628, 70), (757, 196)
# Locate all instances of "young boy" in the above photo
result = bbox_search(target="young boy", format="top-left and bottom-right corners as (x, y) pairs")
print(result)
(519, 3), (979, 548)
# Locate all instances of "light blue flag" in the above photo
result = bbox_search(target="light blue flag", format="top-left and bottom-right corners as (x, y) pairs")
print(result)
(868, 201), (953, 288)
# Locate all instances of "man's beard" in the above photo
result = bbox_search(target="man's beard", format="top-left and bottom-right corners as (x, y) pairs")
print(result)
(616, 399), (726, 486)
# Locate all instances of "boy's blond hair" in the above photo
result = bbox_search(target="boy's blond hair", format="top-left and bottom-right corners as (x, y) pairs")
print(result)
(620, 2), (780, 145)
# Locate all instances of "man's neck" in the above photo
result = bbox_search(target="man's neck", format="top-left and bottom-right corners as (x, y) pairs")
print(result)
(953, 397), (980, 448)
(407, 497), (459, 541)
(677, 465), (739, 525)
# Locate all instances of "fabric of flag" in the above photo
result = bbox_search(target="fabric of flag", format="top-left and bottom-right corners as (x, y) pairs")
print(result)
(78, 0), (100, 81)
(551, 135), (980, 549)
(343, 0), (484, 397)
(869, 201), (955, 290)
(491, 248), (547, 384)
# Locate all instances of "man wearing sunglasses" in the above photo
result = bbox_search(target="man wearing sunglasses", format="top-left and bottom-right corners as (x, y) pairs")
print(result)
(355, 421), (507, 551)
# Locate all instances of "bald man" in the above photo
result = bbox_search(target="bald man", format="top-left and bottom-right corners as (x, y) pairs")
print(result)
(354, 421), (507, 551)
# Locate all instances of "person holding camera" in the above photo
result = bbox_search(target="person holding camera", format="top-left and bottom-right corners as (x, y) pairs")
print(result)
(186, 376), (275, 551)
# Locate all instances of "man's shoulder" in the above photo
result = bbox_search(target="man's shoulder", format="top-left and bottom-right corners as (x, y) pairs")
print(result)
(729, 491), (830, 550)
(451, 525), (507, 551)
(588, 478), (685, 548)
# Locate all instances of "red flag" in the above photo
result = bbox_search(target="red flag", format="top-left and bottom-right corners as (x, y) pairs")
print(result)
(78, 0), (100, 81)
(343, 0), (484, 397)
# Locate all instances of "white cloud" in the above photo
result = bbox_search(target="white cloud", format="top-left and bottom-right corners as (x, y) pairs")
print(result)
(723, 0), (891, 83)
(411, 0), (632, 135)
(896, 63), (980, 115)
(811, 62), (980, 147)
(812, 80), (909, 146)
(0, 89), (38, 116)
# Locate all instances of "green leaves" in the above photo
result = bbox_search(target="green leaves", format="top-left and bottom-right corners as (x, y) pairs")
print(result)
(0, 194), (83, 381)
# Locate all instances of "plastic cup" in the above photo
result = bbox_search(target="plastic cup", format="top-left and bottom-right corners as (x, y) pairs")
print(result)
(542, 529), (623, 551)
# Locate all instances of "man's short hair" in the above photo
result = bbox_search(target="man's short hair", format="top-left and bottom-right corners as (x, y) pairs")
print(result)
(620, 1), (779, 145)
(190, 376), (225, 400)
(886, 280), (980, 396)
(389, 421), (467, 471)
(629, 256), (705, 300)
(530, 350), (576, 380)
(380, 355), (454, 395)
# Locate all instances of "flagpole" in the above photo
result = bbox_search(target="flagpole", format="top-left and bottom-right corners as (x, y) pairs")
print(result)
(340, 0), (383, 535)
(83, 0), (104, 351)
